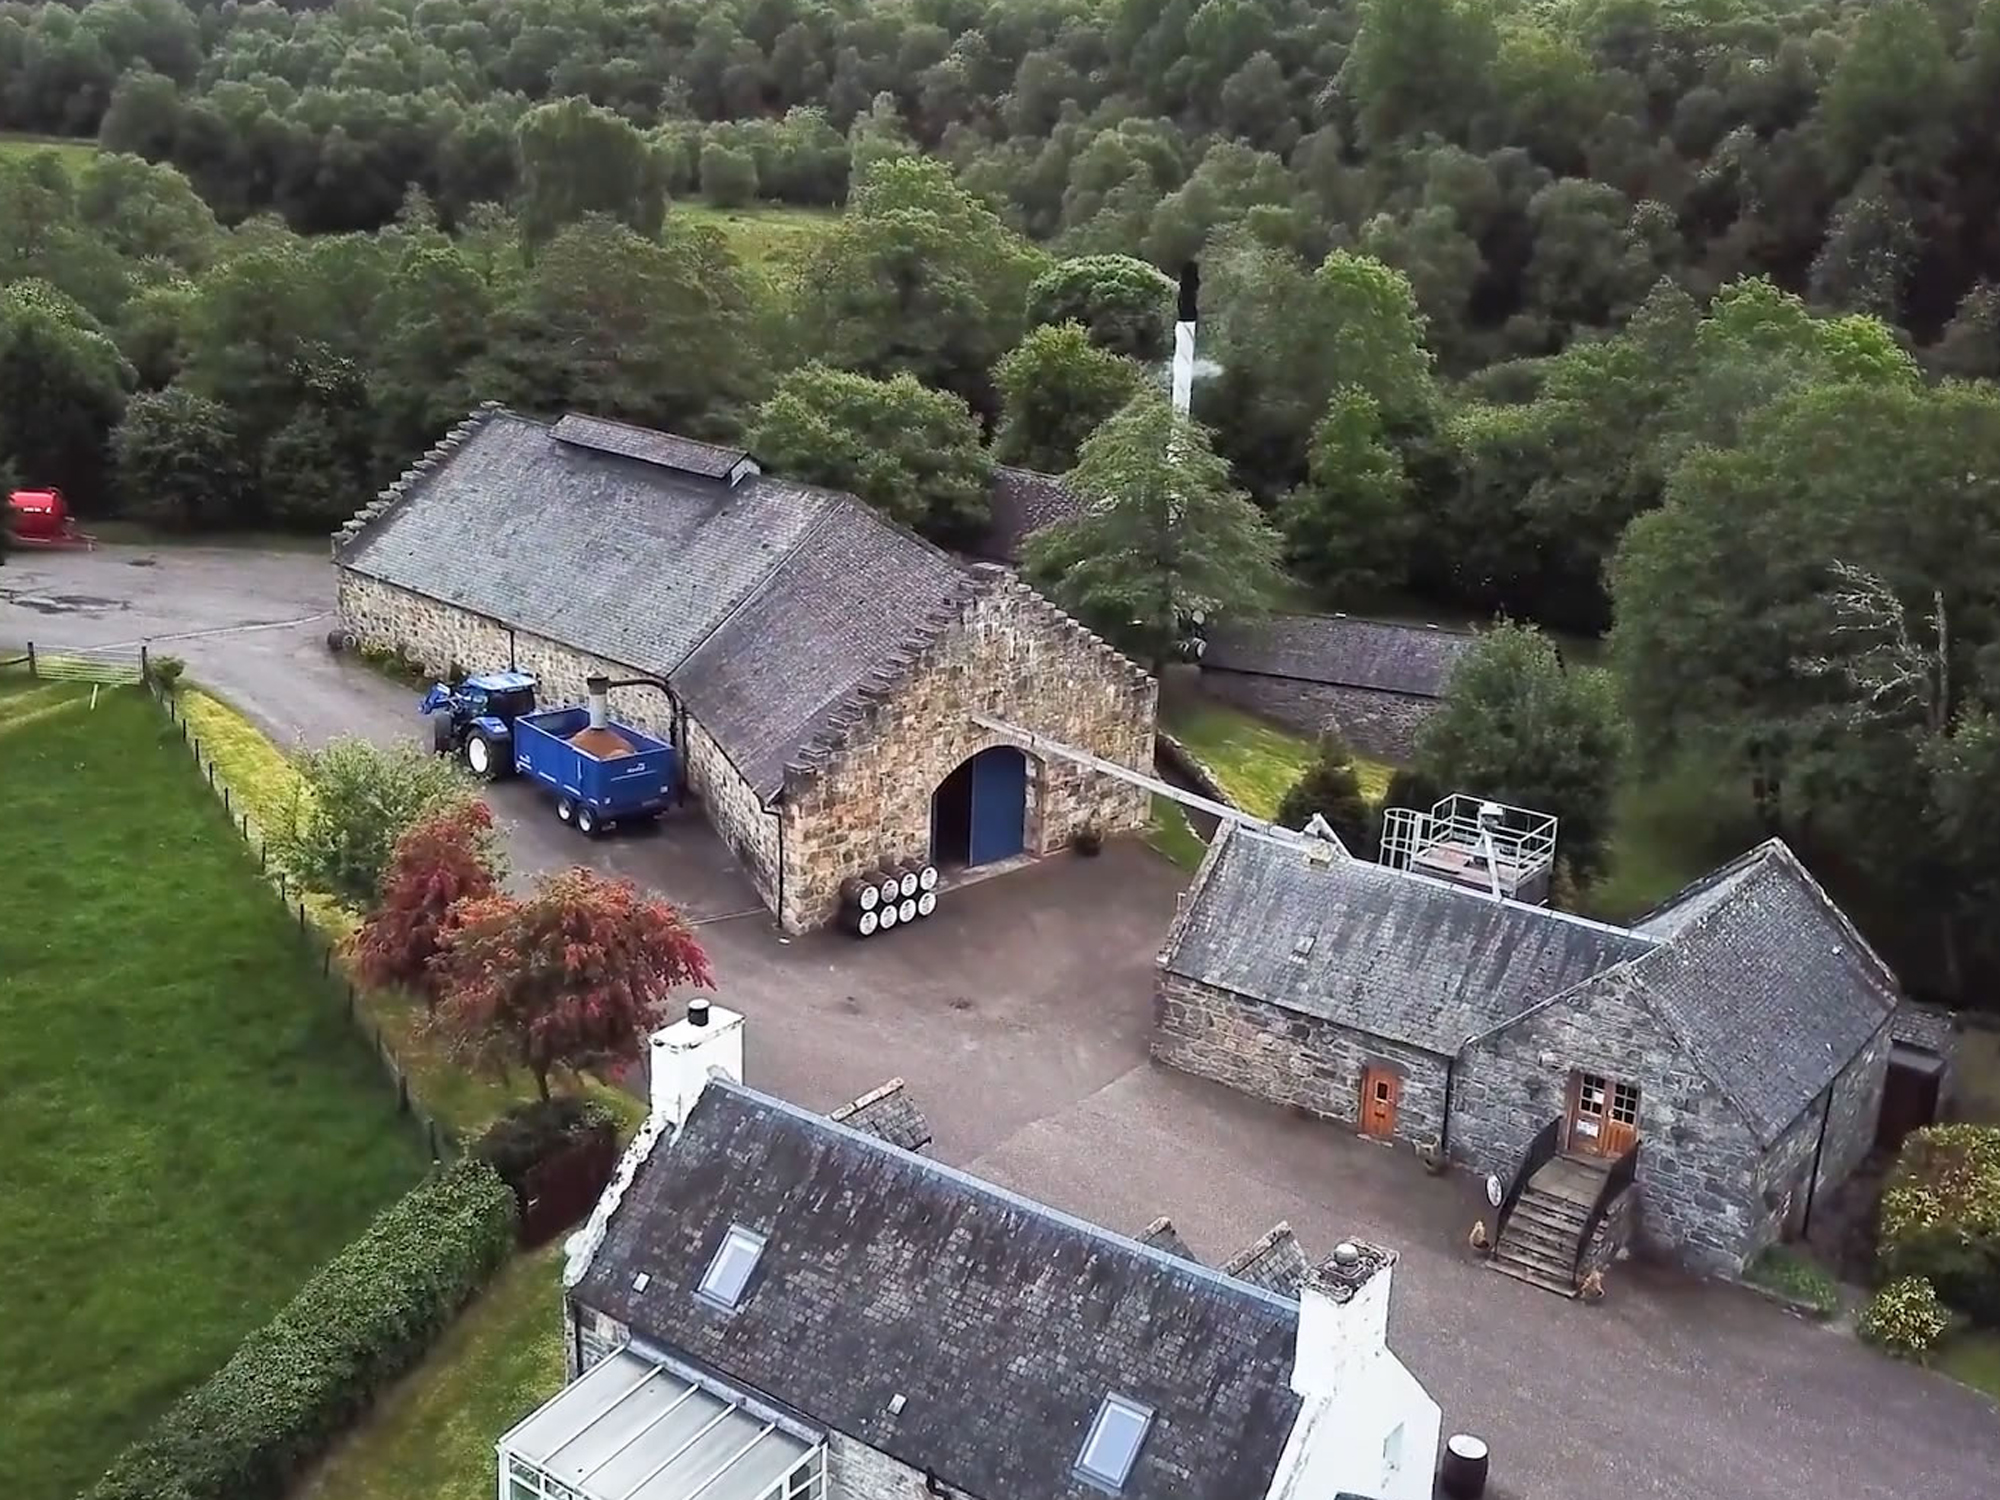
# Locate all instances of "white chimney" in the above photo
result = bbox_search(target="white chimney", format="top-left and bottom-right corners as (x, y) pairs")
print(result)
(587, 674), (610, 731)
(1291, 1241), (1396, 1399)
(1171, 262), (1199, 417)
(648, 998), (743, 1130)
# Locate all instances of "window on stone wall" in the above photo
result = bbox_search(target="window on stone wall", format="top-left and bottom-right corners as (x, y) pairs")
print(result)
(1611, 1081), (1640, 1126)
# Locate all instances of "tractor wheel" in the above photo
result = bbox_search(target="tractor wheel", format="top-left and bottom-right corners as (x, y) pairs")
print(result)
(464, 732), (497, 779)
(430, 713), (453, 756)
(576, 804), (601, 837)
(556, 797), (575, 825)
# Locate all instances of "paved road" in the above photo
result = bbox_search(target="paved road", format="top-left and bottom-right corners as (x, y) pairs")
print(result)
(9, 545), (1998, 1500)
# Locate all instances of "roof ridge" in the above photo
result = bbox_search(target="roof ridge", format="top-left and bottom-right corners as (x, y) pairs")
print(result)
(331, 402), (505, 558)
(1221, 609), (1481, 639)
(703, 1077), (1302, 1315)
(1221, 1220), (1298, 1275)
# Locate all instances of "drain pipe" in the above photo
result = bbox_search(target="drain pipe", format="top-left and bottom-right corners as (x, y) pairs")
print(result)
(1800, 1081), (1836, 1238)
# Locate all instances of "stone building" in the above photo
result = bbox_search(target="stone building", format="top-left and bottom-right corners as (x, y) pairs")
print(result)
(1198, 614), (1478, 761)
(516, 1002), (1443, 1500)
(332, 408), (1154, 931)
(1155, 825), (1901, 1281)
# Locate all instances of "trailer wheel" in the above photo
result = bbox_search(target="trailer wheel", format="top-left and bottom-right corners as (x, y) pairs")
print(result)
(576, 804), (601, 837)
(465, 732), (497, 779)
(556, 797), (575, 824)
(430, 713), (453, 756)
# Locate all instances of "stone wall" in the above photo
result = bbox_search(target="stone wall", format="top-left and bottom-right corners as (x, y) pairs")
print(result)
(1200, 671), (1437, 761)
(1152, 972), (1449, 1149)
(1580, 1185), (1636, 1280)
(686, 717), (779, 912)
(565, 1297), (630, 1380)
(777, 573), (1156, 930)
(826, 1431), (950, 1500)
(1750, 1021), (1892, 1260)
(1456, 968), (1764, 1274)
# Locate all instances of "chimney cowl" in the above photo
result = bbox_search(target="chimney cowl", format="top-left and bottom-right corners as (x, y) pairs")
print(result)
(1177, 261), (1200, 323)
(688, 997), (710, 1028)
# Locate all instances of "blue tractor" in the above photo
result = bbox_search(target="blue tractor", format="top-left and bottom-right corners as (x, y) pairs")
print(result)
(420, 670), (539, 779)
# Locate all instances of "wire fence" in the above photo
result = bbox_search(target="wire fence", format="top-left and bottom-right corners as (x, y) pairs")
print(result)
(144, 675), (461, 1166)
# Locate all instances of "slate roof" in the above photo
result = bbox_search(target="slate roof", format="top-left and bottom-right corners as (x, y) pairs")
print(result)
(976, 465), (1084, 563)
(336, 409), (972, 799)
(1611, 841), (1899, 1142)
(827, 1078), (933, 1154)
(576, 1079), (1303, 1500)
(1162, 825), (1654, 1053)
(1221, 1223), (1310, 1296)
(1203, 613), (1478, 698)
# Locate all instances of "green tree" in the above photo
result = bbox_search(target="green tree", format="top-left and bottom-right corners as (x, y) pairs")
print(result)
(1819, 0), (1954, 181)
(0, 280), (130, 512)
(111, 385), (244, 529)
(1341, 0), (1499, 152)
(749, 363), (992, 546)
(1280, 387), (1412, 599)
(1024, 389), (1286, 670)
(698, 141), (759, 208)
(271, 739), (477, 910)
(1415, 621), (1626, 880)
(366, 243), (495, 464)
(1276, 733), (1375, 855)
(515, 97), (666, 252)
(1025, 255), (1175, 361)
(994, 323), (1142, 474)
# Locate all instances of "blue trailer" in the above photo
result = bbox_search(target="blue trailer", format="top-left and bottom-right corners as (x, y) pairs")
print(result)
(510, 701), (677, 837)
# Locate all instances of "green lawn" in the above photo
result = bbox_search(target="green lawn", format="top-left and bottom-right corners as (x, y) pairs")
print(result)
(0, 678), (426, 1500)
(1163, 697), (1392, 818)
(0, 130), (95, 168)
(297, 1244), (569, 1500)
(1938, 1330), (2000, 1403)
(675, 201), (834, 278)
(1145, 793), (1209, 870)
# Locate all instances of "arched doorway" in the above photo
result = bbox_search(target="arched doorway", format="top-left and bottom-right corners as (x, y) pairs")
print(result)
(931, 746), (1029, 869)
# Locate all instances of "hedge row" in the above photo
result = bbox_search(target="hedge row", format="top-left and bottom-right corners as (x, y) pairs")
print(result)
(88, 1160), (518, 1500)
(1879, 1123), (2000, 1327)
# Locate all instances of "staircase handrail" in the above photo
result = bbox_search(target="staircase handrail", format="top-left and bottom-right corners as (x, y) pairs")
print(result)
(1573, 1139), (1641, 1284)
(1495, 1115), (1563, 1241)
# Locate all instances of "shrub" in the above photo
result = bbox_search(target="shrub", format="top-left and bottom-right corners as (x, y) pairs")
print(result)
(1879, 1124), (2000, 1326)
(86, 1161), (517, 1500)
(146, 653), (186, 689)
(269, 738), (475, 909)
(351, 798), (504, 1005)
(699, 141), (759, 207)
(1276, 732), (1375, 856)
(471, 1095), (617, 1198)
(1859, 1276), (1950, 1357)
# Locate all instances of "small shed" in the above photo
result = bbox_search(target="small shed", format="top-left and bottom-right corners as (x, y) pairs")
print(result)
(1880, 1003), (1959, 1148)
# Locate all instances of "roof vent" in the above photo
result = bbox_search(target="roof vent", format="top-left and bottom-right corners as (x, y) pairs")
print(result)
(688, 997), (710, 1028)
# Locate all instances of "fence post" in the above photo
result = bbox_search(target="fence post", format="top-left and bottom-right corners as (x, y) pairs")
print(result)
(298, 901), (307, 937)
(140, 644), (149, 683)
(207, 761), (214, 788)
(260, 840), (267, 872)
(223, 784), (230, 816)
(322, 944), (331, 977)
(277, 871), (287, 900)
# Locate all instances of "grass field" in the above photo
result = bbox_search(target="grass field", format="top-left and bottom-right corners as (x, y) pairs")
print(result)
(296, 1244), (569, 1500)
(676, 201), (834, 278)
(1163, 697), (1393, 817)
(0, 130), (95, 168)
(0, 676), (426, 1500)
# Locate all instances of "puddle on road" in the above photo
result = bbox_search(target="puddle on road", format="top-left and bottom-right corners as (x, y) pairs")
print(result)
(0, 586), (129, 615)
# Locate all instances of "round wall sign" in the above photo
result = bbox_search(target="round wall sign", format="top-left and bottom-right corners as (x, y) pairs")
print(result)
(1485, 1174), (1503, 1207)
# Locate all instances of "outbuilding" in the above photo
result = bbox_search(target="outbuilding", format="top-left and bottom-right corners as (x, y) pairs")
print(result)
(1155, 823), (1902, 1280)
(332, 407), (1155, 931)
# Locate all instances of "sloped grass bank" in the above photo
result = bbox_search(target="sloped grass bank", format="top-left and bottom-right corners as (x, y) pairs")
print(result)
(0, 679), (425, 1500)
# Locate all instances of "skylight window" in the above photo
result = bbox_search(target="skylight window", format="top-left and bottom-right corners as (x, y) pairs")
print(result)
(1075, 1394), (1152, 1492)
(696, 1225), (765, 1309)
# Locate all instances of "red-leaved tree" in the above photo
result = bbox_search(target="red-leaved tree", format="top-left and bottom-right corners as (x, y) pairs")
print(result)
(432, 867), (715, 1099)
(351, 798), (502, 1008)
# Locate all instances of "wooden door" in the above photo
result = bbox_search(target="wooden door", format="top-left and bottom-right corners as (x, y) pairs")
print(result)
(1568, 1071), (1639, 1157)
(1360, 1067), (1400, 1139)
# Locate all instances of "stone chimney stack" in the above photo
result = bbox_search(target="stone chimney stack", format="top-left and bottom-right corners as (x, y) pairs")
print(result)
(1290, 1240), (1396, 1399)
(648, 998), (743, 1130)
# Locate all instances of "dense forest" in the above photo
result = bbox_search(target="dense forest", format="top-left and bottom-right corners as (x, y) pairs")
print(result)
(6, 0), (2000, 1005)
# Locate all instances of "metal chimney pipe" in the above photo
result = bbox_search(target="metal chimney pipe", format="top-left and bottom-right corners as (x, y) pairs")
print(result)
(688, 997), (710, 1028)
(1171, 261), (1199, 417)
(586, 674), (609, 731)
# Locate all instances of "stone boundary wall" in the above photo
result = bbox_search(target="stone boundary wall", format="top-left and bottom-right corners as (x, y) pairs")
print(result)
(1156, 730), (1233, 808)
(1200, 670), (1438, 761)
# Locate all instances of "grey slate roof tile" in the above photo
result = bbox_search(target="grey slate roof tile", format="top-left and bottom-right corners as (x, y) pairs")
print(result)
(338, 411), (970, 800)
(1204, 613), (1478, 698)
(1162, 826), (1653, 1053)
(976, 465), (1085, 563)
(827, 1078), (933, 1154)
(1221, 1223), (1309, 1296)
(552, 412), (751, 479)
(578, 1081), (1302, 1500)
(1614, 842), (1899, 1142)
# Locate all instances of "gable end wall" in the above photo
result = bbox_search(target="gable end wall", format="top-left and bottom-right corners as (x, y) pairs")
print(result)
(1456, 970), (1763, 1274)
(1750, 1020), (1891, 1261)
(778, 583), (1156, 930)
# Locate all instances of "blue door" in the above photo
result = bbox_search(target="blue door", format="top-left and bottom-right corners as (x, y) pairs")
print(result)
(967, 747), (1027, 865)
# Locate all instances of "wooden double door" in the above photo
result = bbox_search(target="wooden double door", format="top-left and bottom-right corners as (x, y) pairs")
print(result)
(1566, 1069), (1640, 1157)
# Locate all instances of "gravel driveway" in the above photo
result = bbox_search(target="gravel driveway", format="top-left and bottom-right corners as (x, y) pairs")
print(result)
(7, 544), (1997, 1499)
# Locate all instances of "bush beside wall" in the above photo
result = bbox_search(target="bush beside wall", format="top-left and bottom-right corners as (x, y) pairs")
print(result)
(1879, 1124), (2000, 1327)
(86, 1161), (517, 1500)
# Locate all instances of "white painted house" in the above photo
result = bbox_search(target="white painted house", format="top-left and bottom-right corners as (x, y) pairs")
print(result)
(499, 1002), (1441, 1500)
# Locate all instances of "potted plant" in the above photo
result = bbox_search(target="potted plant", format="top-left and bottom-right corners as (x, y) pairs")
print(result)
(1073, 822), (1104, 857)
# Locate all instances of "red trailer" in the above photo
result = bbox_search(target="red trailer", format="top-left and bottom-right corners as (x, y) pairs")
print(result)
(6, 488), (95, 549)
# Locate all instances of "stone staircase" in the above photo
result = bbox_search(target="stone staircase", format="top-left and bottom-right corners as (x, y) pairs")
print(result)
(1490, 1157), (1608, 1297)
